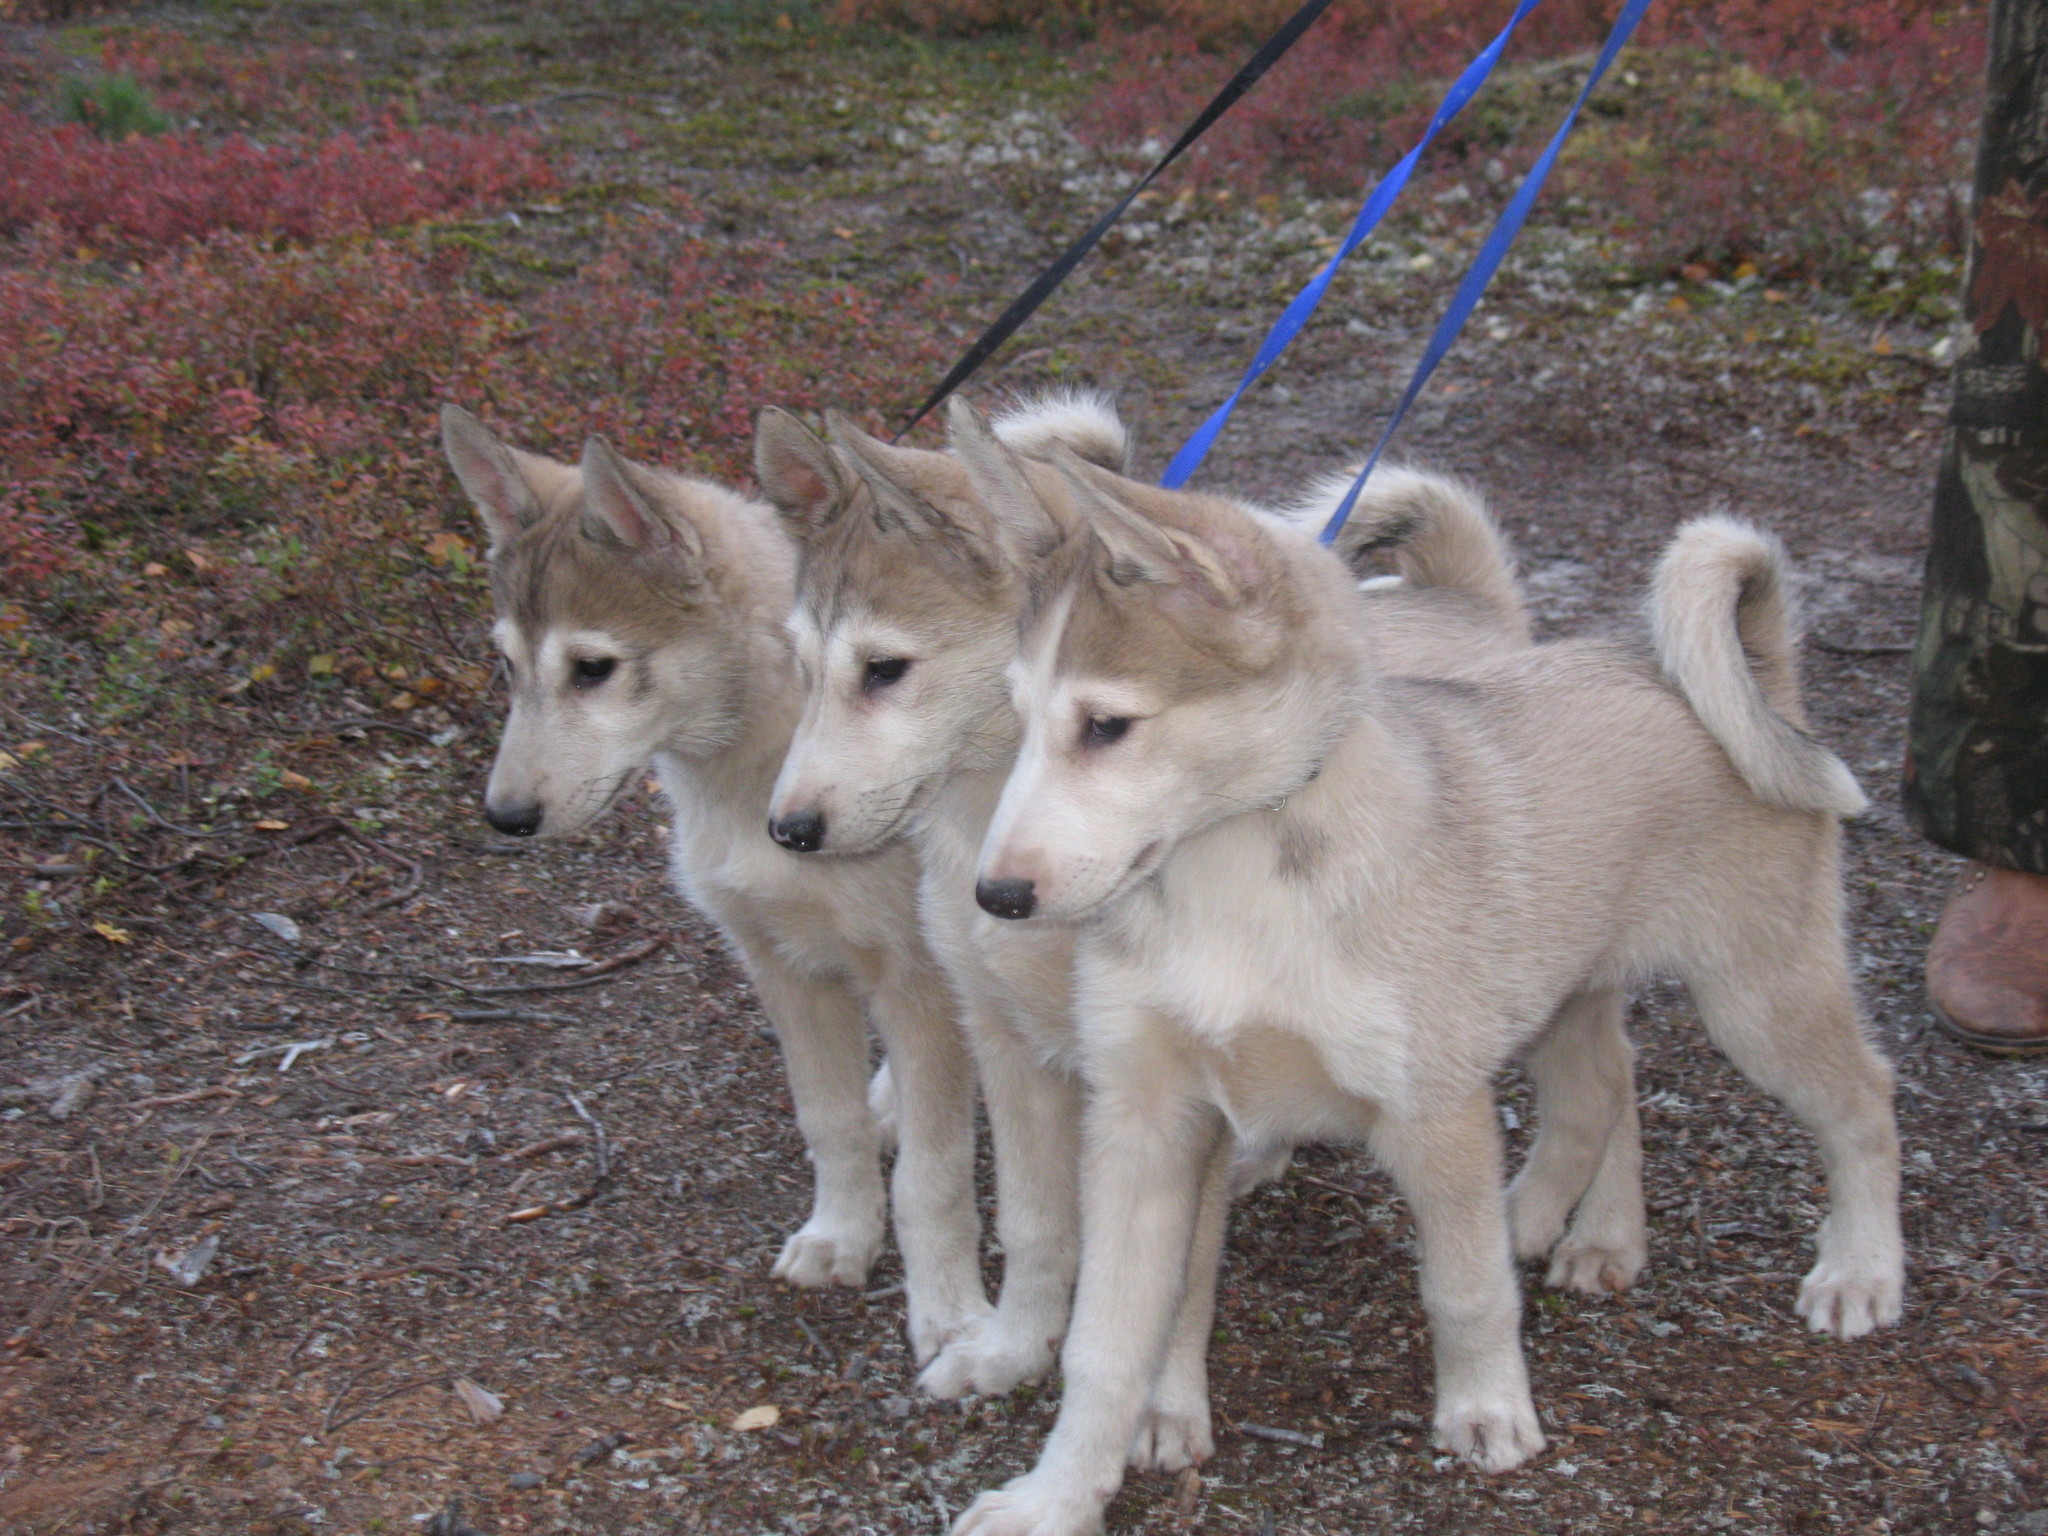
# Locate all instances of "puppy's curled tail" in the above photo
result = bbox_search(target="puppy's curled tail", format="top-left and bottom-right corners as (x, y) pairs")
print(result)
(1290, 464), (1530, 642)
(989, 390), (1133, 475)
(1650, 516), (1866, 817)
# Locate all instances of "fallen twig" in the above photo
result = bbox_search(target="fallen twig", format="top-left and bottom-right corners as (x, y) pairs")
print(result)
(1239, 1423), (1324, 1449)
(324, 1373), (440, 1435)
(504, 1094), (613, 1222)
(1810, 635), (1914, 657)
(504, 1134), (584, 1162)
(305, 717), (443, 744)
(130, 1085), (241, 1109)
(444, 1008), (576, 1025)
(461, 935), (667, 995)
(13, 1130), (212, 1343)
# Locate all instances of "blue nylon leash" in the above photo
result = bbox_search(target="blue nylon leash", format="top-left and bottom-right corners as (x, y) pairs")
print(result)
(1161, 0), (1549, 490)
(892, 0), (1338, 442)
(1319, 0), (1654, 545)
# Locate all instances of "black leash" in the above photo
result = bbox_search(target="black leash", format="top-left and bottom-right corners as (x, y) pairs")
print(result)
(892, 0), (1337, 440)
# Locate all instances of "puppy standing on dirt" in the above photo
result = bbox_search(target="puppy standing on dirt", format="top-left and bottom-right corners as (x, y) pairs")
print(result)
(953, 455), (1903, 1536)
(439, 406), (993, 1363)
(756, 395), (1649, 1445)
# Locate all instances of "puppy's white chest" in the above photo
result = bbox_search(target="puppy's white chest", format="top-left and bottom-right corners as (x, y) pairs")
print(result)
(1105, 853), (1417, 1112)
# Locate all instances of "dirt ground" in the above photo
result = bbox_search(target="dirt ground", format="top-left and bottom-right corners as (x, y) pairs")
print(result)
(2, 5), (2044, 1535)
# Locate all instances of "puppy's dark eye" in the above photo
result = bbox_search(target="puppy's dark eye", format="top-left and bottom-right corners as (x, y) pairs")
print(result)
(864, 656), (910, 690)
(1083, 715), (1132, 748)
(572, 656), (617, 688)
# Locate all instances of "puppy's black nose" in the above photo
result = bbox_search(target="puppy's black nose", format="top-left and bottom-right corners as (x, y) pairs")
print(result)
(486, 801), (542, 838)
(769, 809), (826, 853)
(975, 877), (1036, 920)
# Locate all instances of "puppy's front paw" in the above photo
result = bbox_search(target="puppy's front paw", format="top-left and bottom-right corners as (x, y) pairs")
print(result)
(772, 1216), (882, 1288)
(953, 1475), (1106, 1536)
(907, 1296), (995, 1371)
(1127, 1403), (1212, 1473)
(917, 1314), (1055, 1400)
(1544, 1231), (1647, 1295)
(1433, 1390), (1545, 1473)
(1797, 1260), (1902, 1340)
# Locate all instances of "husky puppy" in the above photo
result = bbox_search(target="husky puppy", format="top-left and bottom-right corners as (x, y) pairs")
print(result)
(756, 396), (1647, 1450)
(952, 457), (1902, 1536)
(439, 406), (994, 1363)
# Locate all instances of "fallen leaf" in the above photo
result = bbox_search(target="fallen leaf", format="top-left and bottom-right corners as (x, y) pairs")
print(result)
(253, 820), (290, 832)
(387, 691), (418, 712)
(153, 1234), (220, 1287)
(731, 1405), (780, 1432)
(279, 770), (313, 791)
(453, 1376), (504, 1424)
(250, 912), (302, 945)
(307, 654), (337, 677)
(421, 531), (473, 567)
(92, 920), (132, 945)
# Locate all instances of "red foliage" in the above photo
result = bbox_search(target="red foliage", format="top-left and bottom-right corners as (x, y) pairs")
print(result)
(1066, 0), (1985, 275)
(0, 214), (948, 593)
(93, 26), (369, 127)
(0, 112), (556, 261)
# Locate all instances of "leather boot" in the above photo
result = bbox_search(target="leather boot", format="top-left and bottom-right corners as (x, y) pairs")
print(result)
(1925, 862), (2048, 1055)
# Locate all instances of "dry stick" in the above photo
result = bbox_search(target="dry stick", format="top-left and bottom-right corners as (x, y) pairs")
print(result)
(461, 936), (667, 996)
(505, 1095), (613, 1223)
(107, 777), (223, 839)
(304, 717), (443, 745)
(1810, 636), (1915, 657)
(15, 1131), (213, 1343)
(324, 1373), (441, 1436)
(442, 1008), (576, 1024)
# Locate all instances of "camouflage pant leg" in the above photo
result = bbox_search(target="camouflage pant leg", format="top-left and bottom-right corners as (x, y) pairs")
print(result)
(1902, 0), (2048, 875)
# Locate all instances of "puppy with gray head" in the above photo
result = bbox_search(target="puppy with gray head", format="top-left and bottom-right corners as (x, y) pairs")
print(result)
(440, 405), (990, 1365)
(757, 395), (1648, 1458)
(951, 457), (1900, 1536)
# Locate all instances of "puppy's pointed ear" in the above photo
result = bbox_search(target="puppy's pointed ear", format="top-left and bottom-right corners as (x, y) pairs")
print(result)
(827, 412), (997, 578)
(946, 395), (1062, 564)
(579, 437), (706, 576)
(1056, 450), (1250, 608)
(441, 404), (547, 550)
(754, 407), (847, 540)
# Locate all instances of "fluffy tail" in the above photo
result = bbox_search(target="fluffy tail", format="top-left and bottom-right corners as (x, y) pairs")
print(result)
(989, 390), (1133, 475)
(1288, 464), (1530, 642)
(1650, 516), (1866, 817)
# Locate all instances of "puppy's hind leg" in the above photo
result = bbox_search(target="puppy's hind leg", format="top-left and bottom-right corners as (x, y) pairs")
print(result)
(1687, 942), (1903, 1339)
(1374, 1092), (1545, 1474)
(1505, 988), (1647, 1294)
(1549, 1085), (1648, 1296)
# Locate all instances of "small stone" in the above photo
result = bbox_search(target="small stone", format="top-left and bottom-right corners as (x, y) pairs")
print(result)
(508, 1472), (544, 1491)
